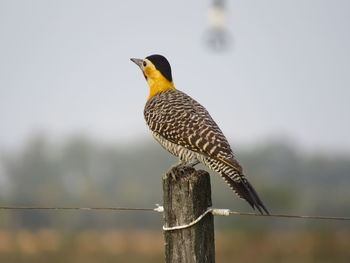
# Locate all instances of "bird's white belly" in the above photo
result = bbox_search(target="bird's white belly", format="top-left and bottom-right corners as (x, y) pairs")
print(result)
(152, 132), (239, 179)
(152, 132), (200, 163)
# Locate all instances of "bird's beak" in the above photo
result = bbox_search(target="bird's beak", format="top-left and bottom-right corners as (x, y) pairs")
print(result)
(130, 58), (144, 68)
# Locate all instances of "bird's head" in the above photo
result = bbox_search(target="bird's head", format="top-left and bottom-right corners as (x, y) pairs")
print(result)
(130, 54), (175, 99)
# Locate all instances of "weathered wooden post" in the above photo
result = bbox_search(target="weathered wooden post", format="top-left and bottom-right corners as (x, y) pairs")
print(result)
(163, 166), (215, 263)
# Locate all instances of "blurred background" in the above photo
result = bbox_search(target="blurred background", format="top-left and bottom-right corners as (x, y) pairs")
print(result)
(0, 0), (350, 262)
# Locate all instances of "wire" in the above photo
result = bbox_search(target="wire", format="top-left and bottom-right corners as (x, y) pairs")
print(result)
(229, 211), (350, 221)
(162, 207), (350, 230)
(163, 208), (214, 231)
(0, 206), (349, 221)
(0, 206), (154, 211)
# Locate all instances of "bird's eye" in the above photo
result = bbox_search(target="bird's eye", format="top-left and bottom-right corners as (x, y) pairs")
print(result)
(143, 61), (147, 67)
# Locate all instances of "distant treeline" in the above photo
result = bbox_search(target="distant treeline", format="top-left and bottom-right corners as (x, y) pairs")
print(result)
(0, 134), (349, 230)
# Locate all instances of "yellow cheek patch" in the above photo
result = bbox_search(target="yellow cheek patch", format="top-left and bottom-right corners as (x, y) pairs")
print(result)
(144, 65), (154, 77)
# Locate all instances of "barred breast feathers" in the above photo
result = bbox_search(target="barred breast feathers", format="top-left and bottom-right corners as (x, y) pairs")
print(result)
(144, 89), (242, 173)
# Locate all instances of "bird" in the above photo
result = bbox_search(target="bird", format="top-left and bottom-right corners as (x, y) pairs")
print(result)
(130, 54), (269, 214)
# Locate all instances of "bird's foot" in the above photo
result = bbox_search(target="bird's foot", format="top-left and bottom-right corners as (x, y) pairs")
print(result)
(170, 161), (186, 170)
(168, 160), (198, 180)
(168, 161), (185, 180)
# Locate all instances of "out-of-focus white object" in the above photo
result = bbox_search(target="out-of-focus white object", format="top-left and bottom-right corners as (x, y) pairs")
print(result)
(205, 0), (231, 51)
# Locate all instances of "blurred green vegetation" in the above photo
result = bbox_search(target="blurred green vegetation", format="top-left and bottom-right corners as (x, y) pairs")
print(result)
(0, 134), (349, 262)
(1, 134), (349, 230)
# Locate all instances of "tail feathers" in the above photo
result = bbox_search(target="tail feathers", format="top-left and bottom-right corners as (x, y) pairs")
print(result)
(221, 173), (269, 215)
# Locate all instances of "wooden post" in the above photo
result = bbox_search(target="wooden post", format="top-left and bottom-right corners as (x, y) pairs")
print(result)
(163, 166), (215, 263)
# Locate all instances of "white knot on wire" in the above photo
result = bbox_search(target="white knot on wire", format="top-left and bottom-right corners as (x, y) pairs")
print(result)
(154, 204), (164, 213)
(211, 208), (231, 216)
(156, 206), (231, 231)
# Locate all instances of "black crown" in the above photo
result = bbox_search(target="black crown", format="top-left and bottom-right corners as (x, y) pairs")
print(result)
(146, 54), (172, 82)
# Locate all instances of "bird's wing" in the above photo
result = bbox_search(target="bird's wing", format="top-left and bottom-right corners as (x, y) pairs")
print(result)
(144, 90), (242, 172)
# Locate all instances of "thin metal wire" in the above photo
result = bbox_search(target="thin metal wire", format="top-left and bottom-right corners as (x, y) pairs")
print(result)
(0, 206), (155, 211)
(0, 206), (349, 221)
(229, 211), (350, 221)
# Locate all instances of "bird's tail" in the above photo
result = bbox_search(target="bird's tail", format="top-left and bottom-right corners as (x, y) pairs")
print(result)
(221, 173), (269, 215)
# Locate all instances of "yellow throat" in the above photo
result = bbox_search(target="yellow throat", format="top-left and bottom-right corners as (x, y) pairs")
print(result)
(143, 60), (175, 100)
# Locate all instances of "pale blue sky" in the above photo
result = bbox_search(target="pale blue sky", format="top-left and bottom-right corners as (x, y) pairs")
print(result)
(0, 0), (349, 153)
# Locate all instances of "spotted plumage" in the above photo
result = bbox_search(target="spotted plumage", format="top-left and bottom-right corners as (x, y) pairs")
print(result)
(131, 54), (269, 214)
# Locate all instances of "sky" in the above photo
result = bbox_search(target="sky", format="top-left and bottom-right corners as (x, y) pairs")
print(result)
(0, 0), (349, 153)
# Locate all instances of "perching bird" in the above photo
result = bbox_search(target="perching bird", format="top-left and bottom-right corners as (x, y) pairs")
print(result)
(131, 54), (269, 214)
